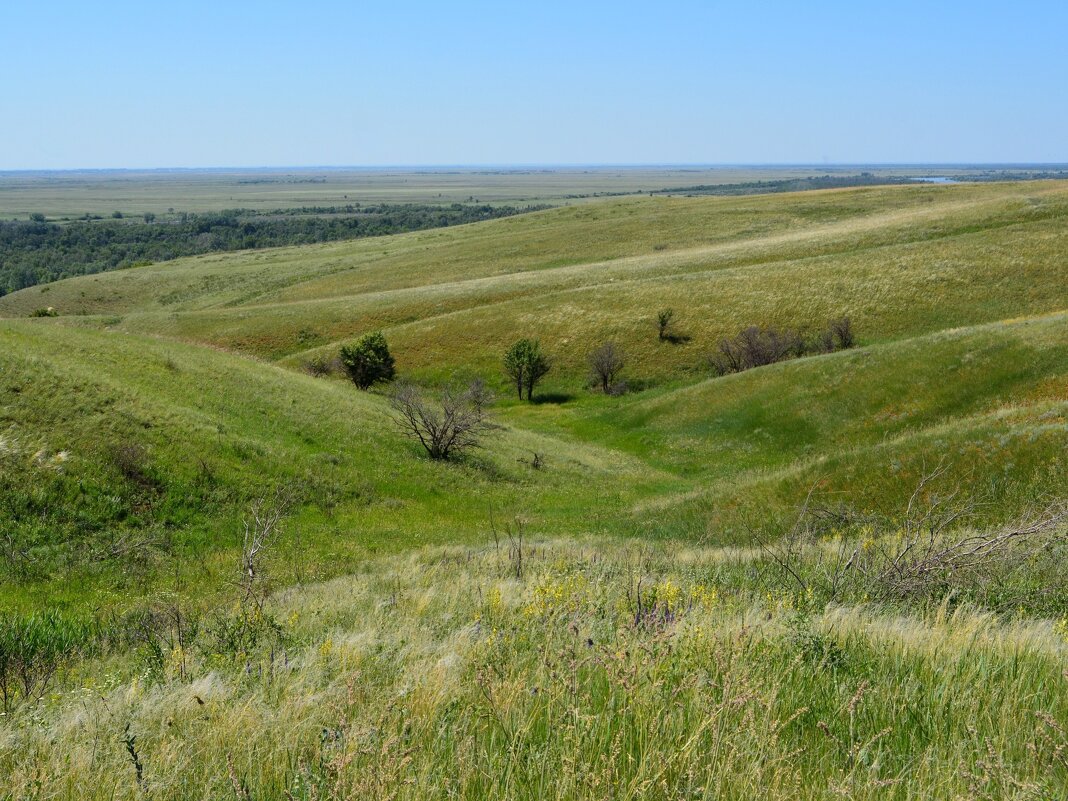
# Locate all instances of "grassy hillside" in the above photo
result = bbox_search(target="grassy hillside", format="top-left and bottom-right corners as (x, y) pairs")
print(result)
(4, 182), (1066, 383)
(4, 539), (1068, 799)
(1, 183), (1066, 600)
(0, 320), (672, 611)
(518, 313), (1068, 538)
(7, 312), (1063, 610)
(1, 181), (1066, 798)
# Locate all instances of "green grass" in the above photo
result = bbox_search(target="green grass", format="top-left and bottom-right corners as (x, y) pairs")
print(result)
(3, 539), (1067, 799)
(0, 321), (672, 612)
(1, 180), (1066, 798)
(2, 181), (1066, 603)
(2, 307), (1064, 608)
(5, 182), (1065, 379)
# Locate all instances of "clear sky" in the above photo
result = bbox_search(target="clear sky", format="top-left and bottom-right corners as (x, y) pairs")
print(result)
(2, 0), (1066, 169)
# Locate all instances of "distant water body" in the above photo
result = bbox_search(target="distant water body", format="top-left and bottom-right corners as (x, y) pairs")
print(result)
(910, 176), (959, 183)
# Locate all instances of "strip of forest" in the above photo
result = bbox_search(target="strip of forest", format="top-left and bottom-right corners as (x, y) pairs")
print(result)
(0, 203), (546, 295)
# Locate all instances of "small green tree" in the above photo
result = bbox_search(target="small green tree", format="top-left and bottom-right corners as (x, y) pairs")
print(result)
(656, 308), (675, 341)
(503, 340), (529, 399)
(339, 332), (395, 390)
(503, 338), (551, 401)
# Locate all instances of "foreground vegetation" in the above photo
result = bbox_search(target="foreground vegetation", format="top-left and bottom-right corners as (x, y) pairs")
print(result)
(2, 536), (1066, 799)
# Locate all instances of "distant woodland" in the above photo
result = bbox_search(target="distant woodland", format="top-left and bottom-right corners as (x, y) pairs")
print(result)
(0, 203), (544, 294)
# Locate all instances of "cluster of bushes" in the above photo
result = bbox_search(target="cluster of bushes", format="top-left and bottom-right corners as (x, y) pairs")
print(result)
(0, 203), (545, 295)
(710, 317), (855, 375)
(323, 314), (854, 461)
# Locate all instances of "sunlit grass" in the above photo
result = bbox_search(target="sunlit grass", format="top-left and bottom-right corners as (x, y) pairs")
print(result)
(2, 539), (1066, 800)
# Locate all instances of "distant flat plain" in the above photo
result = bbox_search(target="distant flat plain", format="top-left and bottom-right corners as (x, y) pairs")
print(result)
(0, 164), (1056, 217)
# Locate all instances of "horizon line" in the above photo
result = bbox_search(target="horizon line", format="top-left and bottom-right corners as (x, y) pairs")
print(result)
(3, 162), (1068, 175)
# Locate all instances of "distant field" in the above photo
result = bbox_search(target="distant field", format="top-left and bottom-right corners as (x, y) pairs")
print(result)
(0, 165), (1058, 217)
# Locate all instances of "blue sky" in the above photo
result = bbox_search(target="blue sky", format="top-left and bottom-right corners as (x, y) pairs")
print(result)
(2, 1), (1065, 169)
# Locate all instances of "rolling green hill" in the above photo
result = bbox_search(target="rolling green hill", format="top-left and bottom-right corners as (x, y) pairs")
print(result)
(3, 182), (1065, 378)
(0, 320), (672, 611)
(3, 180), (1068, 799)
(2, 180), (1066, 603)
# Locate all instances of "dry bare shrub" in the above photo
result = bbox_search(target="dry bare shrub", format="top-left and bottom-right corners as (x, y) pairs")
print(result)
(238, 490), (294, 611)
(0, 613), (87, 713)
(588, 341), (625, 393)
(711, 325), (804, 374)
(109, 441), (158, 488)
(752, 462), (1068, 607)
(814, 316), (856, 353)
(827, 316), (855, 349)
(390, 380), (494, 460)
(712, 318), (856, 375)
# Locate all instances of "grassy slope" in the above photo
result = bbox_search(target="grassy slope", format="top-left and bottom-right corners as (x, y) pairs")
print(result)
(1, 181), (1066, 607)
(2, 182), (1068, 800)
(1, 317), (1064, 607)
(4, 539), (1068, 799)
(0, 321), (670, 611)
(3, 184), (1066, 377)
(512, 312), (1068, 534)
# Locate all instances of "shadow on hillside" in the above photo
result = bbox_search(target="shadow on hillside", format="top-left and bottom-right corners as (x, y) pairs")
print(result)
(531, 392), (575, 405)
(661, 333), (692, 345)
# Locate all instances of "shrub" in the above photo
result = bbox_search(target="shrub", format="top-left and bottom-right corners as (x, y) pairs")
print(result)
(827, 316), (855, 349)
(108, 441), (159, 490)
(0, 613), (90, 713)
(656, 308), (675, 341)
(390, 380), (494, 460)
(710, 325), (804, 374)
(813, 317), (855, 353)
(588, 342), (625, 393)
(503, 339), (551, 401)
(339, 332), (395, 390)
(303, 353), (335, 377)
(711, 318), (856, 375)
(29, 306), (58, 318)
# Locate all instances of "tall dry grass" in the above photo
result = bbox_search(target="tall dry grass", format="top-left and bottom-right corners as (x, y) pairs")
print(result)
(2, 538), (1066, 799)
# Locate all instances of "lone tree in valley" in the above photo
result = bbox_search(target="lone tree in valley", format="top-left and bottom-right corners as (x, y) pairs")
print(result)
(503, 338), (551, 401)
(656, 308), (675, 341)
(588, 341), (624, 392)
(390, 380), (493, 460)
(339, 332), (395, 389)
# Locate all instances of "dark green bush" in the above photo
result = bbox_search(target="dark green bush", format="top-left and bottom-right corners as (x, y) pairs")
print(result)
(339, 332), (395, 390)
